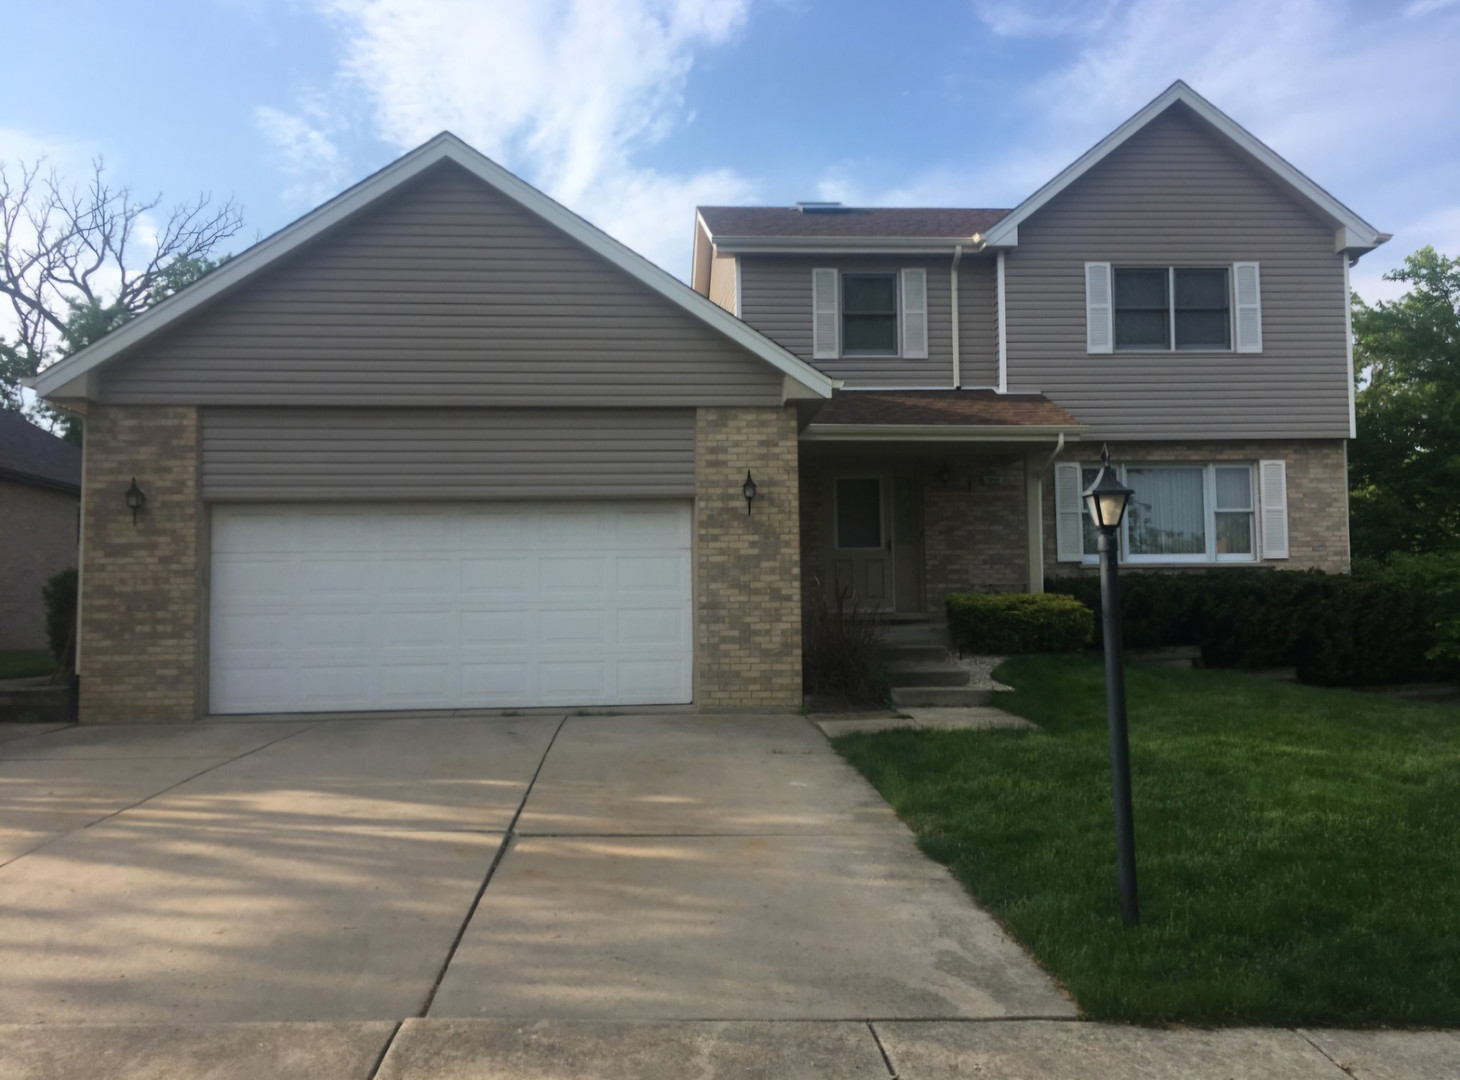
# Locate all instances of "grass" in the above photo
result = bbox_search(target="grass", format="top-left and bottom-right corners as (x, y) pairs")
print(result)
(832, 654), (1460, 1026)
(0, 650), (56, 680)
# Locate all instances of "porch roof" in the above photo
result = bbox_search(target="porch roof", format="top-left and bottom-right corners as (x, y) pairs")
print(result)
(802, 389), (1083, 442)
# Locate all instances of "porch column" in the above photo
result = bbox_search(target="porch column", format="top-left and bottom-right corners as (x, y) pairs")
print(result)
(1026, 451), (1045, 594)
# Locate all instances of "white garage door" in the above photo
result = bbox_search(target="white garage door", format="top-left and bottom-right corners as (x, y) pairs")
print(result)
(209, 501), (693, 715)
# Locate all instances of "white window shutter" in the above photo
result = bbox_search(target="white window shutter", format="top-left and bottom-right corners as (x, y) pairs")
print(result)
(901, 268), (928, 359)
(812, 268), (839, 359)
(1055, 463), (1085, 562)
(1085, 262), (1113, 354)
(1259, 459), (1289, 559)
(1234, 262), (1263, 353)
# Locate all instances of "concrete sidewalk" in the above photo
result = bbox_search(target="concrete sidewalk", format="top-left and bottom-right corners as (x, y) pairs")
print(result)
(0, 714), (1453, 1078)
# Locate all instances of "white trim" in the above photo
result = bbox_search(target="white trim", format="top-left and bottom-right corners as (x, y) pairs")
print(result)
(1344, 255), (1357, 439)
(733, 255), (742, 318)
(950, 244), (963, 388)
(804, 423), (1080, 443)
(36, 133), (835, 402)
(982, 81), (1388, 253)
(996, 251), (1009, 391)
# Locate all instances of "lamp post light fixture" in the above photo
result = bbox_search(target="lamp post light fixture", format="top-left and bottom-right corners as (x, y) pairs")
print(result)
(124, 477), (146, 525)
(742, 470), (757, 516)
(1082, 445), (1140, 927)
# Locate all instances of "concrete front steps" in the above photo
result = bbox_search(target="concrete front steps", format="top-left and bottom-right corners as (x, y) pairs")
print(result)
(876, 617), (998, 708)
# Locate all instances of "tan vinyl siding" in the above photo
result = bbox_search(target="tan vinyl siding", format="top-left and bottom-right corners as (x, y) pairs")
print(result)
(739, 255), (954, 387)
(957, 255), (1000, 388)
(201, 407), (695, 500)
(1004, 104), (1351, 440)
(101, 163), (782, 408)
(708, 251), (738, 314)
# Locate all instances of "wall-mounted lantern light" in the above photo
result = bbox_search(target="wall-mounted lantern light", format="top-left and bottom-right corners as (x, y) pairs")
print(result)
(742, 470), (757, 516)
(124, 477), (146, 525)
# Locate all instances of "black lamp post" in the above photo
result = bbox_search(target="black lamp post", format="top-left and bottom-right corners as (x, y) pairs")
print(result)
(1082, 445), (1140, 927)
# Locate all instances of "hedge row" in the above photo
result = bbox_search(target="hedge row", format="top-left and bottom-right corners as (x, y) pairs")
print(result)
(947, 592), (1094, 655)
(1047, 569), (1446, 686)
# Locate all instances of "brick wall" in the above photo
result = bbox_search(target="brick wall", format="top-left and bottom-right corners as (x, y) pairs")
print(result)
(0, 478), (78, 651)
(1043, 439), (1350, 579)
(923, 454), (1029, 607)
(695, 406), (803, 708)
(79, 405), (202, 723)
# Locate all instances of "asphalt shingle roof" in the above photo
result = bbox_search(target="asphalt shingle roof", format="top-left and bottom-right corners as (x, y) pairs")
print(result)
(0, 410), (82, 492)
(698, 206), (1010, 240)
(810, 389), (1081, 429)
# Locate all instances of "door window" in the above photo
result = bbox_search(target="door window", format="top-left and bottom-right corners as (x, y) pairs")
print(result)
(835, 478), (883, 549)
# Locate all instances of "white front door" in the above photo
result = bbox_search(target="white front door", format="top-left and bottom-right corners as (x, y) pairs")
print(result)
(208, 501), (693, 714)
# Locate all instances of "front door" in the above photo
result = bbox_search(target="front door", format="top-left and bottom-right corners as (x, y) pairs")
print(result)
(892, 474), (925, 613)
(831, 475), (893, 611)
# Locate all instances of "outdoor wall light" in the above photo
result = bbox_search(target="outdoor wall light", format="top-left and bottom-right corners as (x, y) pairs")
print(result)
(124, 477), (146, 525)
(742, 470), (757, 516)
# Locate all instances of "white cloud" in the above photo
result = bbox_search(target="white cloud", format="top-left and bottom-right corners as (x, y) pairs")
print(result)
(972, 0), (1118, 38)
(254, 102), (348, 207)
(264, 0), (756, 275)
(1405, 0), (1459, 17)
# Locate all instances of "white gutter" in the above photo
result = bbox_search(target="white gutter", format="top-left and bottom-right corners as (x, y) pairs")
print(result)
(996, 250), (1008, 393)
(950, 243), (963, 389)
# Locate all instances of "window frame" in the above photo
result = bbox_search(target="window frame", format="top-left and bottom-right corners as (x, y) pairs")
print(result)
(1112, 266), (1234, 354)
(1079, 462), (1258, 566)
(839, 271), (901, 358)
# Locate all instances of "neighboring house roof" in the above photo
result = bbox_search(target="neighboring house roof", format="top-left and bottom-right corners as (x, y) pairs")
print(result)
(34, 134), (835, 403)
(803, 390), (1082, 441)
(0, 411), (82, 493)
(698, 206), (1009, 241)
(982, 80), (1389, 254)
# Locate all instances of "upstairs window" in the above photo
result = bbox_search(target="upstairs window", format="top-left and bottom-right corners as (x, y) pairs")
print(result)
(841, 273), (899, 356)
(1113, 267), (1231, 350)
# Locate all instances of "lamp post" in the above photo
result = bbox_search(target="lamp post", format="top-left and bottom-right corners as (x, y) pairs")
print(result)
(1083, 445), (1140, 927)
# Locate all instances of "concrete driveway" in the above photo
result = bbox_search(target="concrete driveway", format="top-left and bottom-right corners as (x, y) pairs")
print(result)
(0, 711), (1071, 1077)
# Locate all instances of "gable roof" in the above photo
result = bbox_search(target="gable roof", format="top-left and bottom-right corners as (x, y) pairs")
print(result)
(982, 80), (1390, 253)
(699, 206), (1008, 244)
(35, 134), (835, 402)
(0, 410), (81, 493)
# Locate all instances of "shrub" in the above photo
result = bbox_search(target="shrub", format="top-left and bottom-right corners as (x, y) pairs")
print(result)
(1048, 569), (1440, 686)
(42, 567), (77, 673)
(946, 592), (1094, 655)
(1362, 552), (1460, 665)
(802, 583), (889, 704)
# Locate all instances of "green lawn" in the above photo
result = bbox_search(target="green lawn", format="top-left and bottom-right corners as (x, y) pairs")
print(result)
(833, 654), (1460, 1026)
(0, 650), (55, 680)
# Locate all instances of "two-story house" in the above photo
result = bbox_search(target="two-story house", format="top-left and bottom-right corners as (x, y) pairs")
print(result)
(35, 81), (1386, 723)
(694, 80), (1387, 616)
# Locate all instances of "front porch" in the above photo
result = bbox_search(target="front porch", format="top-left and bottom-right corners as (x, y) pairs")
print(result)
(796, 389), (1083, 620)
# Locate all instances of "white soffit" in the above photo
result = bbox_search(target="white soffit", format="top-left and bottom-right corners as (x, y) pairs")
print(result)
(36, 133), (834, 402)
(981, 80), (1390, 253)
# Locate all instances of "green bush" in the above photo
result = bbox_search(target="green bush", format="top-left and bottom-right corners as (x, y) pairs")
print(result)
(1362, 552), (1460, 664)
(42, 567), (78, 672)
(1048, 569), (1441, 686)
(946, 592), (1094, 655)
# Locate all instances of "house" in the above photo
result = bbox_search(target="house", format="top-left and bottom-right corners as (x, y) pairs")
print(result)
(34, 81), (1386, 723)
(0, 411), (81, 652)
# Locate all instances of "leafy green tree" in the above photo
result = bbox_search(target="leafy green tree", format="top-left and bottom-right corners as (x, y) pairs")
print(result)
(0, 158), (241, 426)
(1350, 247), (1460, 558)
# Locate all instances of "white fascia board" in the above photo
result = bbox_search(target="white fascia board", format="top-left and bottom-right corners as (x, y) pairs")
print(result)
(712, 235), (985, 255)
(802, 423), (1082, 442)
(36, 132), (834, 402)
(981, 80), (1387, 251)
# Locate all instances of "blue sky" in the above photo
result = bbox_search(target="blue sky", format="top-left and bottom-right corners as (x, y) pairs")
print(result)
(4, 0), (1458, 302)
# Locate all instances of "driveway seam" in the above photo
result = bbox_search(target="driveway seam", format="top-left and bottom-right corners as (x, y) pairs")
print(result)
(868, 1021), (899, 1077)
(1295, 1028), (1359, 1077)
(364, 1019), (404, 1080)
(417, 712), (570, 1018)
(0, 722), (320, 871)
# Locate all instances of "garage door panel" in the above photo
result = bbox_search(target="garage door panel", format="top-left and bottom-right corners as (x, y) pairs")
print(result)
(210, 501), (693, 714)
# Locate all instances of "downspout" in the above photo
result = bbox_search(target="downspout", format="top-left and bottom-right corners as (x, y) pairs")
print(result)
(996, 249), (1008, 393)
(1026, 431), (1066, 595)
(950, 243), (964, 388)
